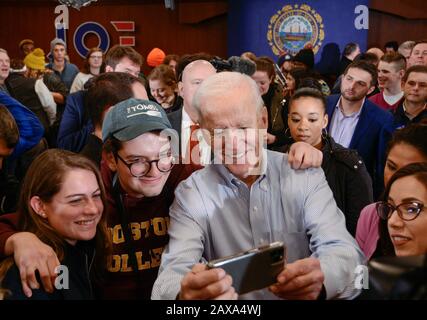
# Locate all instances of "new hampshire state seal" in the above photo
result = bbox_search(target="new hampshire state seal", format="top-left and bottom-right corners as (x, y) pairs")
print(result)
(267, 4), (324, 56)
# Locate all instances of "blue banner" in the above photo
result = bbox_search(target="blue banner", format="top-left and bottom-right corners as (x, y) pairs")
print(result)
(228, 0), (369, 67)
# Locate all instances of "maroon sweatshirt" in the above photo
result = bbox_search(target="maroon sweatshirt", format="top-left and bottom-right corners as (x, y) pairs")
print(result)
(0, 160), (200, 300)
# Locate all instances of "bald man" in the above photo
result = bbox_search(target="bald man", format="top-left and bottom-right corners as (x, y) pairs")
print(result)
(407, 41), (427, 68)
(168, 59), (217, 165)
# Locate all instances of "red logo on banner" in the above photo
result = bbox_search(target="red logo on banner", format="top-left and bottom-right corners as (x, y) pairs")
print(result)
(111, 21), (135, 46)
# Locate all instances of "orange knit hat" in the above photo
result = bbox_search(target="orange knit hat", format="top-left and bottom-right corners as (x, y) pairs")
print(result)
(146, 48), (166, 67)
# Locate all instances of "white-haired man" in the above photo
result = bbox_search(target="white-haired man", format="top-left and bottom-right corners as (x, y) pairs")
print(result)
(152, 72), (364, 300)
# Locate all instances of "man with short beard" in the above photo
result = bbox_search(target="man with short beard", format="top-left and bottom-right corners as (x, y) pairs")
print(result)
(326, 60), (394, 198)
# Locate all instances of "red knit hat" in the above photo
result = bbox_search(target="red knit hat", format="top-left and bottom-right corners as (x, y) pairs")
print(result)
(147, 48), (166, 67)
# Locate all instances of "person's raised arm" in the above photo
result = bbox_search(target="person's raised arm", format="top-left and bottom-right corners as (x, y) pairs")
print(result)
(0, 213), (59, 298)
(287, 141), (323, 169)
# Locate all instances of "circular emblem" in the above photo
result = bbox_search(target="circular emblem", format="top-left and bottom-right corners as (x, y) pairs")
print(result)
(267, 4), (324, 57)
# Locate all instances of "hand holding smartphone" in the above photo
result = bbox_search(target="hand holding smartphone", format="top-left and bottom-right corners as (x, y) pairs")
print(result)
(207, 241), (286, 295)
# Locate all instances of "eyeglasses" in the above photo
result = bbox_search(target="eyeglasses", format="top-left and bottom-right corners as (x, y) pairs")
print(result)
(376, 201), (425, 221)
(89, 55), (103, 59)
(115, 153), (175, 178)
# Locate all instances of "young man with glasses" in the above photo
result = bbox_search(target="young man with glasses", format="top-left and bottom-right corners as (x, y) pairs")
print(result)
(96, 98), (195, 298)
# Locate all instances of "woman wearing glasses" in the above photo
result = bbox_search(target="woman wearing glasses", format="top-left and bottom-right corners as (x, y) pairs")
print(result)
(376, 162), (427, 257)
(356, 124), (427, 259)
(70, 47), (104, 93)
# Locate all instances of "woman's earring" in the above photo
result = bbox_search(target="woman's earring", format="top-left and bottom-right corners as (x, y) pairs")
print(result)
(321, 128), (328, 140)
(284, 128), (292, 139)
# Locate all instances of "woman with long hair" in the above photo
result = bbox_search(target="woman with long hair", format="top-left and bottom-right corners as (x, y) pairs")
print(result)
(356, 124), (427, 259)
(148, 64), (182, 113)
(0, 149), (110, 299)
(251, 56), (287, 148)
(376, 162), (427, 257)
(70, 47), (104, 93)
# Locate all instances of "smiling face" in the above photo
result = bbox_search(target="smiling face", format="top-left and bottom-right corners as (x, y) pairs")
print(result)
(0, 51), (10, 83)
(107, 132), (172, 198)
(288, 96), (328, 147)
(251, 70), (271, 95)
(32, 169), (103, 245)
(377, 61), (404, 90)
(197, 73), (268, 183)
(387, 175), (427, 256)
(341, 67), (374, 102)
(149, 79), (175, 106)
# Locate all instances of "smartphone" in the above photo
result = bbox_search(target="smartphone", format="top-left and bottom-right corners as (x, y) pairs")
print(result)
(207, 241), (286, 295)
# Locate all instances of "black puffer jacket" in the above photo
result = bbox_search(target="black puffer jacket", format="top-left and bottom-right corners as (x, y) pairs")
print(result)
(321, 135), (373, 236)
(281, 135), (373, 236)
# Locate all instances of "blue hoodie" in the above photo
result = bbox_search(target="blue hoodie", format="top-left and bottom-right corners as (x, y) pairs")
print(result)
(0, 91), (44, 160)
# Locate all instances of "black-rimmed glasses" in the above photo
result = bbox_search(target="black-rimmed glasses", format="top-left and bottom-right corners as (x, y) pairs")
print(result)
(115, 153), (175, 178)
(376, 201), (425, 221)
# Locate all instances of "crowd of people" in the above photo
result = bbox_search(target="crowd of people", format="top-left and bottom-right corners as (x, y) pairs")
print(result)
(0, 36), (426, 300)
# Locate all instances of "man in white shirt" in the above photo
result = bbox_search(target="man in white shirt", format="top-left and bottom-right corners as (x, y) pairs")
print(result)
(168, 59), (217, 165)
(369, 53), (406, 111)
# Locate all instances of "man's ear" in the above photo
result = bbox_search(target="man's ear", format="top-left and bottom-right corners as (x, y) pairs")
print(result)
(105, 65), (114, 73)
(105, 152), (118, 172)
(367, 85), (375, 96)
(178, 81), (184, 98)
(30, 196), (47, 219)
